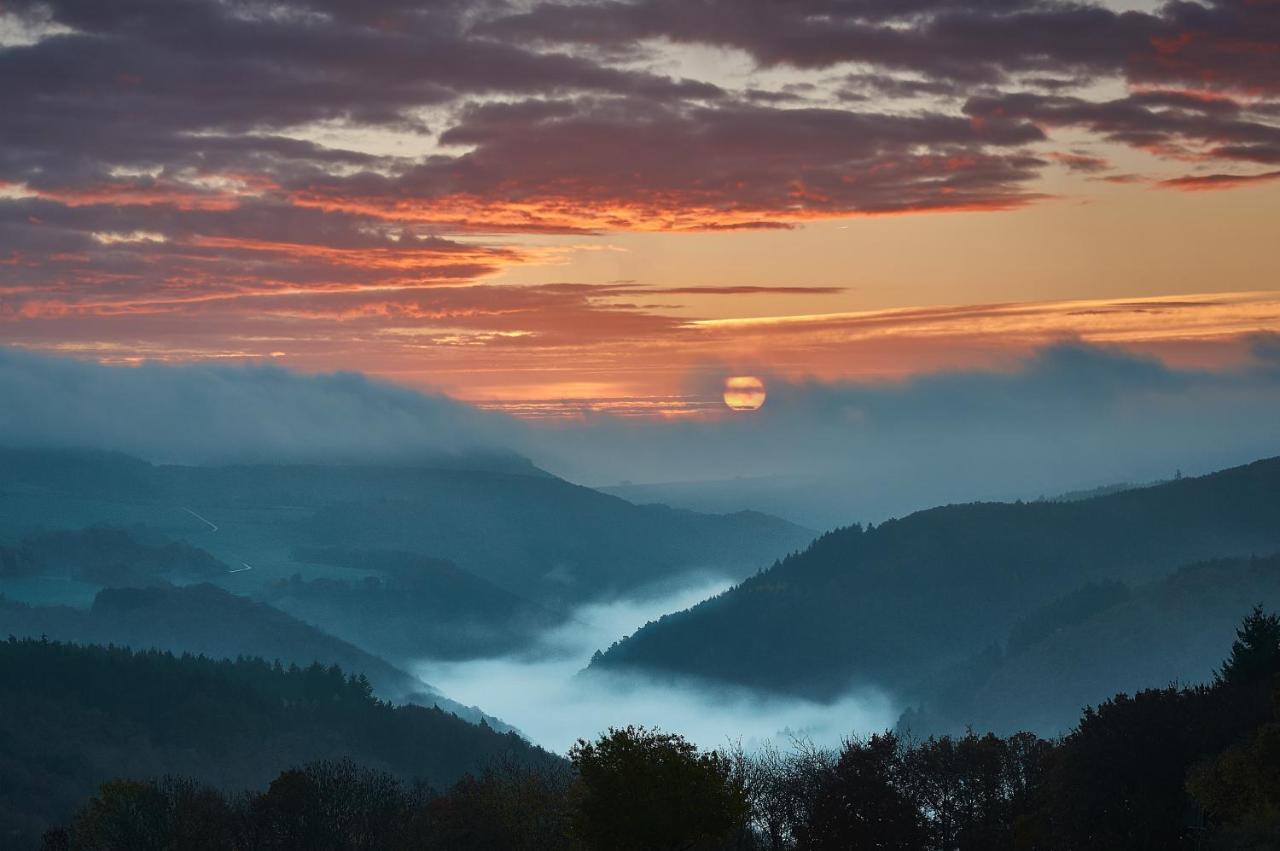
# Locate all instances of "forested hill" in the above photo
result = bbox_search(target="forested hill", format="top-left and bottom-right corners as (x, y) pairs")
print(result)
(901, 553), (1280, 737)
(591, 455), (1280, 697)
(0, 583), (405, 697)
(0, 448), (814, 602)
(1, 526), (228, 586)
(0, 638), (558, 847)
(265, 547), (565, 661)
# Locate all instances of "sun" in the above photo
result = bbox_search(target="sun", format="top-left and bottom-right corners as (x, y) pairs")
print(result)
(723, 375), (766, 411)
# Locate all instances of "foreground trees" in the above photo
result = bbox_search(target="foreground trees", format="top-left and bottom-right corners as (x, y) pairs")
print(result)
(569, 726), (748, 850)
(798, 732), (925, 850)
(39, 606), (1280, 850)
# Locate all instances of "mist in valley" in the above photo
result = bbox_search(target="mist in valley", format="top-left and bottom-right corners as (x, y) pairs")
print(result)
(412, 575), (896, 754)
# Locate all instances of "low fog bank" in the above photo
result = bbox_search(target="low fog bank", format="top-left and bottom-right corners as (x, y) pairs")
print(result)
(534, 340), (1280, 528)
(0, 348), (525, 466)
(5, 342), (1280, 529)
(412, 577), (896, 754)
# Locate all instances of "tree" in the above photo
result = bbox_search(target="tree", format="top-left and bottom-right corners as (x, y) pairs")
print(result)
(732, 738), (834, 850)
(1216, 605), (1280, 688)
(68, 779), (170, 851)
(798, 732), (925, 850)
(159, 778), (239, 851)
(246, 760), (409, 850)
(1188, 721), (1280, 848)
(905, 731), (1015, 851)
(418, 757), (574, 850)
(568, 725), (748, 850)
(1187, 677), (1280, 849)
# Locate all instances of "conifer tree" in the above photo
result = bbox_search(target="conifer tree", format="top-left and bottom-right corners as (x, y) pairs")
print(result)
(1216, 605), (1280, 687)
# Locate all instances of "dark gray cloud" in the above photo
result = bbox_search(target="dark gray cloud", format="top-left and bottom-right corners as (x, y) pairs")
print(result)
(484, 0), (1279, 95)
(965, 89), (1280, 165)
(481, 0), (1152, 83)
(294, 96), (1047, 227)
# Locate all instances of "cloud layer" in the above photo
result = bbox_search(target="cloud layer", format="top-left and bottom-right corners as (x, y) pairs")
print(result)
(1, 0), (1277, 387)
(4, 342), (1280, 531)
(0, 347), (523, 464)
(538, 336), (1280, 527)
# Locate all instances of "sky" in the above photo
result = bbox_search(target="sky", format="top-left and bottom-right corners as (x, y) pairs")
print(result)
(1, 0), (1279, 413)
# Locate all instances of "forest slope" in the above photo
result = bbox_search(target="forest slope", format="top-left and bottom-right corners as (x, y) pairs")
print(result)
(593, 456), (1280, 697)
(0, 639), (558, 847)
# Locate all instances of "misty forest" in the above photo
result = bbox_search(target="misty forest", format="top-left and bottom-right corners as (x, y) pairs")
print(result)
(3, 430), (1280, 850)
(4, 0), (1280, 848)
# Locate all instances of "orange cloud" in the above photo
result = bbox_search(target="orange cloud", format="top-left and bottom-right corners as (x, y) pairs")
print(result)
(1157, 169), (1280, 190)
(7, 287), (1279, 415)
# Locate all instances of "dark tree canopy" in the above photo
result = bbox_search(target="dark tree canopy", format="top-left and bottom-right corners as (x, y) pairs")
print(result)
(799, 732), (926, 851)
(568, 726), (748, 850)
(29, 610), (1280, 851)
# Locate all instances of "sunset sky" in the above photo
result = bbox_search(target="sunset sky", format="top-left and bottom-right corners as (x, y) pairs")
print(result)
(2, 0), (1278, 415)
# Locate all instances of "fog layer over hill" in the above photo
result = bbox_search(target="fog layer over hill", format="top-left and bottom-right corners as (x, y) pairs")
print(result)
(5, 342), (1280, 527)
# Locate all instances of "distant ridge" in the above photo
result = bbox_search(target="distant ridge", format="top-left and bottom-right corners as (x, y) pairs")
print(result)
(0, 447), (815, 603)
(591, 454), (1280, 699)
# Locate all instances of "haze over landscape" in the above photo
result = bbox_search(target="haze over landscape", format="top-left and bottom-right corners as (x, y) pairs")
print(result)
(2, 0), (1280, 848)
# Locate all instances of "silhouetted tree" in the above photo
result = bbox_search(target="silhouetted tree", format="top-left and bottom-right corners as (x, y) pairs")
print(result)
(732, 738), (833, 850)
(1216, 605), (1280, 688)
(798, 732), (925, 850)
(905, 731), (1016, 851)
(1187, 716), (1280, 849)
(418, 757), (574, 850)
(569, 725), (748, 850)
(1001, 731), (1053, 850)
(67, 779), (171, 851)
(1188, 638), (1280, 849)
(246, 760), (409, 850)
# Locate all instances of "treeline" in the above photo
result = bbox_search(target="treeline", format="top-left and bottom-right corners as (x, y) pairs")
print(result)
(0, 583), (425, 700)
(0, 638), (556, 847)
(36, 608), (1280, 850)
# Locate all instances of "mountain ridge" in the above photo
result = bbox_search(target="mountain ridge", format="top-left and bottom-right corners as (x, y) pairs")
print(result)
(590, 454), (1280, 698)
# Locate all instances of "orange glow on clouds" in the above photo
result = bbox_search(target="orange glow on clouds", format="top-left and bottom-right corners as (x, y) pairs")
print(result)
(287, 188), (1038, 234)
(9, 289), (1279, 418)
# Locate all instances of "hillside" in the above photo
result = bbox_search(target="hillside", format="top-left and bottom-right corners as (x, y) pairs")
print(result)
(899, 553), (1280, 737)
(591, 456), (1280, 697)
(0, 526), (227, 586)
(0, 638), (558, 847)
(0, 448), (815, 604)
(0, 583), (504, 728)
(266, 548), (565, 661)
